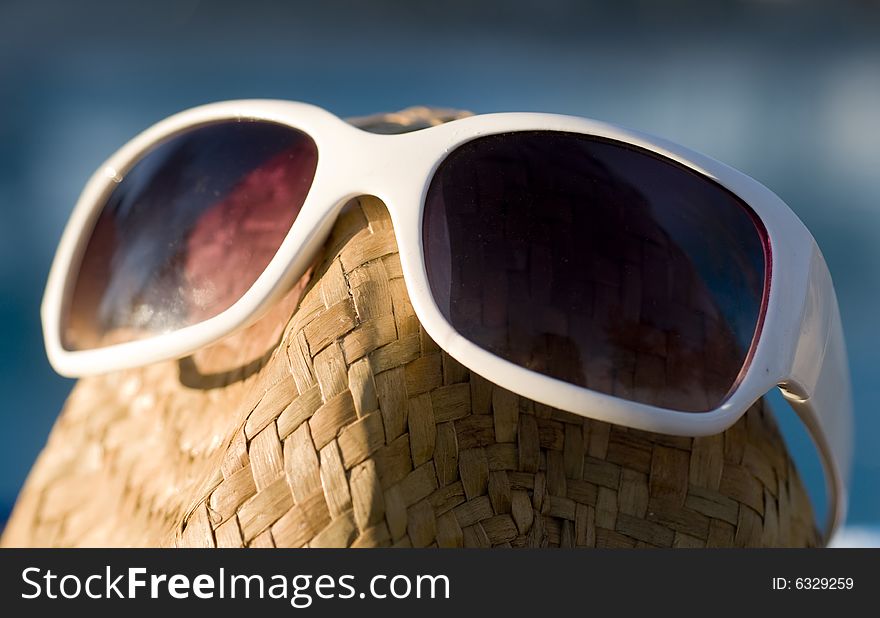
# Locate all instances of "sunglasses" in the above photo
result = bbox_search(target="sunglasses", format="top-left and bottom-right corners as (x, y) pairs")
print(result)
(42, 100), (852, 540)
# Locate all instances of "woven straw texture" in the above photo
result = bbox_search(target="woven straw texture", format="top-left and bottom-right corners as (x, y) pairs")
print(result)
(2, 108), (819, 548)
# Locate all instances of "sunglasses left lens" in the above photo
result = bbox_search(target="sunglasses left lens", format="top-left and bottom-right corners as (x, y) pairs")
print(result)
(63, 120), (318, 351)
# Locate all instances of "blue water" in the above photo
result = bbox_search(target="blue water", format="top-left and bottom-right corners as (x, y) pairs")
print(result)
(1, 0), (878, 528)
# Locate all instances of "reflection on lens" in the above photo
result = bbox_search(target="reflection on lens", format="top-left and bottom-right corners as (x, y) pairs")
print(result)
(424, 131), (768, 412)
(63, 120), (318, 351)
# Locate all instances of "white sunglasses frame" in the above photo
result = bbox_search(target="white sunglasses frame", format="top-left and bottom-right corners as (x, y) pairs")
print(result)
(41, 99), (853, 541)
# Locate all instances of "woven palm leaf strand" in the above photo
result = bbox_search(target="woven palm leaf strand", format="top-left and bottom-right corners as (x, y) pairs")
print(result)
(1, 108), (819, 548)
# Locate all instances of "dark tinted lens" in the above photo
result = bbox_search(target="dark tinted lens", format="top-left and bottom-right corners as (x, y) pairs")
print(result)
(64, 120), (318, 350)
(424, 132), (768, 412)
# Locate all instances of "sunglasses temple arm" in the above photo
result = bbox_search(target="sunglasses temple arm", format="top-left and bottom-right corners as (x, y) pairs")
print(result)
(780, 251), (853, 544)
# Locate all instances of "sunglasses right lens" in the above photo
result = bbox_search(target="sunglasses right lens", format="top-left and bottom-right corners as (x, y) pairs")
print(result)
(63, 120), (318, 351)
(423, 131), (769, 412)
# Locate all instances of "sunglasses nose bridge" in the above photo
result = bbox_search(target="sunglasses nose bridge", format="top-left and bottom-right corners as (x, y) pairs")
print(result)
(336, 131), (438, 198)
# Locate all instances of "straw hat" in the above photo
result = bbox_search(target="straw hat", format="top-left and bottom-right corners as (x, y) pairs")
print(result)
(1, 108), (819, 548)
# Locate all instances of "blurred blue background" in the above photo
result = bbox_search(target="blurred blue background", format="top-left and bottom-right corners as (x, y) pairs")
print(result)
(0, 0), (878, 541)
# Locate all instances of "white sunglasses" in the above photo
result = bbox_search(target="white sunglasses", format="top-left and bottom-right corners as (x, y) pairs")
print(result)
(42, 100), (852, 540)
